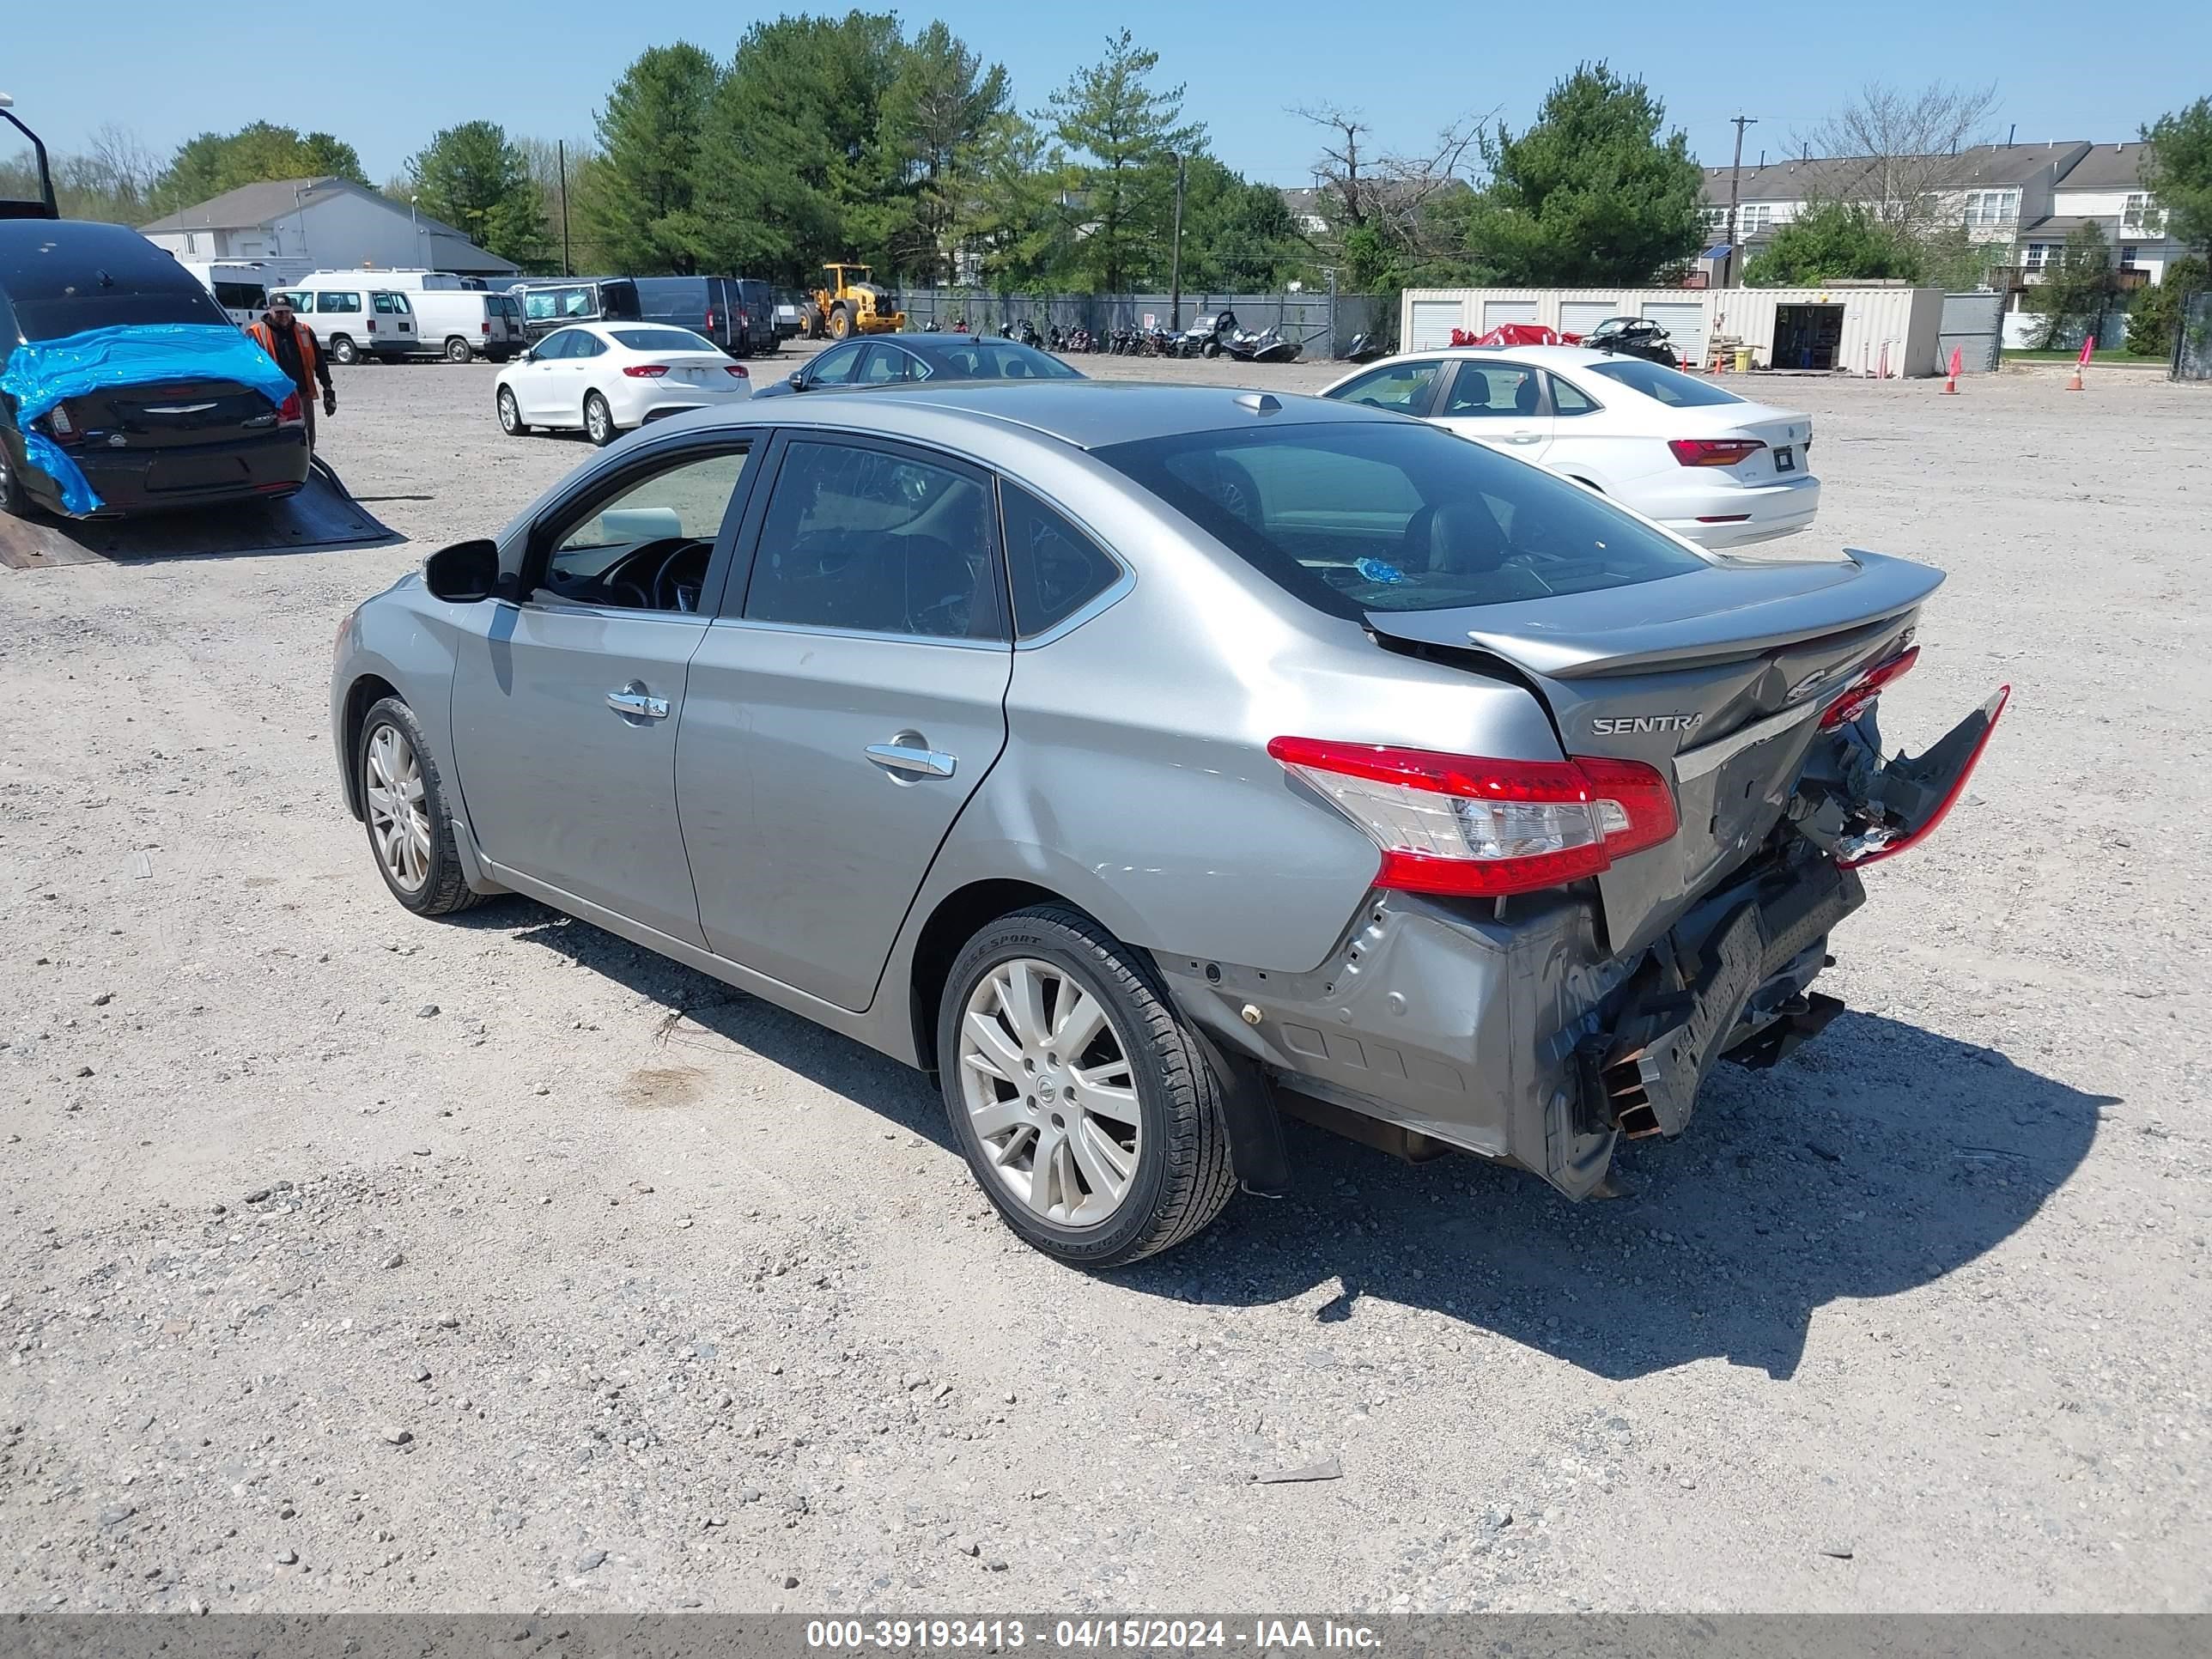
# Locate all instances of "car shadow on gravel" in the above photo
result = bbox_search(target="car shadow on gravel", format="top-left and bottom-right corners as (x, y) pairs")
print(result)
(463, 903), (2110, 1382)
(1139, 1012), (2114, 1381)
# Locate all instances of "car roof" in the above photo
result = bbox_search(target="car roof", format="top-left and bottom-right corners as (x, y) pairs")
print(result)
(680, 381), (1406, 452)
(0, 220), (204, 298)
(1381, 345), (1638, 368)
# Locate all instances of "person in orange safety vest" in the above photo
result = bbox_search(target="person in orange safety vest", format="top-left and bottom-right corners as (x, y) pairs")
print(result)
(244, 294), (337, 448)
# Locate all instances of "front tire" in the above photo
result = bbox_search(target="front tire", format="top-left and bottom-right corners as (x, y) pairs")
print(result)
(828, 303), (854, 341)
(937, 906), (1237, 1268)
(583, 391), (616, 447)
(356, 696), (481, 917)
(329, 334), (359, 366)
(445, 336), (473, 364)
(496, 386), (528, 435)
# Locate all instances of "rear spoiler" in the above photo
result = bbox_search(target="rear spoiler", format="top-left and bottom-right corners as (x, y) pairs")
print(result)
(1368, 550), (1945, 680)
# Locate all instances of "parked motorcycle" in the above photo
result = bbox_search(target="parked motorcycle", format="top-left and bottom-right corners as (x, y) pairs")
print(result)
(1583, 315), (1680, 368)
(1063, 325), (1093, 354)
(1341, 328), (1390, 363)
(1017, 317), (1043, 349)
(1047, 322), (1067, 353)
(922, 317), (942, 332)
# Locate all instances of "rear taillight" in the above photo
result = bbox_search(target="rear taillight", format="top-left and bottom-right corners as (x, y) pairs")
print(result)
(1820, 645), (1919, 729)
(366, 319), (377, 333)
(705, 307), (718, 330)
(1841, 686), (2008, 866)
(276, 392), (304, 427)
(623, 364), (670, 378)
(482, 321), (491, 333)
(46, 402), (81, 445)
(725, 364), (749, 378)
(1669, 437), (1765, 467)
(1267, 738), (1678, 897)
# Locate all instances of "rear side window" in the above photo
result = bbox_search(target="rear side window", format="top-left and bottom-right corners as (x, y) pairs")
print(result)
(1584, 358), (1744, 407)
(1096, 422), (1705, 617)
(318, 292), (362, 314)
(1547, 373), (1599, 415)
(744, 441), (1005, 641)
(1325, 361), (1441, 414)
(1000, 484), (1121, 639)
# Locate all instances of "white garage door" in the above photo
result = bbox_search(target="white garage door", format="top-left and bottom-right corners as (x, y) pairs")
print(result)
(1559, 301), (1616, 337)
(1482, 299), (1540, 331)
(1409, 300), (1461, 350)
(1640, 301), (1708, 368)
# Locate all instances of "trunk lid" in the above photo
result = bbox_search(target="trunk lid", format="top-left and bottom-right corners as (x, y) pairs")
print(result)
(1367, 549), (1942, 952)
(64, 377), (282, 449)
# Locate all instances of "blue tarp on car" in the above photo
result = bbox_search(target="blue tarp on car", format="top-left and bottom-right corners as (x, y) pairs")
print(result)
(0, 323), (295, 515)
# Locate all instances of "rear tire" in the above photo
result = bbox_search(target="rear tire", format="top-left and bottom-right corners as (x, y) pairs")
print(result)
(583, 392), (616, 447)
(329, 335), (359, 366)
(828, 303), (854, 341)
(356, 696), (482, 918)
(496, 386), (529, 435)
(0, 436), (41, 519)
(937, 905), (1237, 1268)
(445, 336), (473, 364)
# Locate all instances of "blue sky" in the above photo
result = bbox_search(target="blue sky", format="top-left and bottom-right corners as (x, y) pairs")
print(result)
(7, 0), (2208, 187)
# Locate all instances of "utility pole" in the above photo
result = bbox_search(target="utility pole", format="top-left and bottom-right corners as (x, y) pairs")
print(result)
(1167, 153), (1188, 331)
(1723, 114), (1757, 289)
(557, 139), (572, 277)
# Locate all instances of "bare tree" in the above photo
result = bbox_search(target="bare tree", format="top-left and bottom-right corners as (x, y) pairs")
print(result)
(1798, 81), (2002, 234)
(1292, 103), (1485, 257)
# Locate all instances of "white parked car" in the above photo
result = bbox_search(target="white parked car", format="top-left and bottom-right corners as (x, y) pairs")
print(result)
(494, 323), (752, 446)
(1320, 346), (1820, 548)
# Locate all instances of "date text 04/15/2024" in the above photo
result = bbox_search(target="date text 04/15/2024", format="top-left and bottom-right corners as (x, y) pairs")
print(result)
(803, 1619), (1383, 1650)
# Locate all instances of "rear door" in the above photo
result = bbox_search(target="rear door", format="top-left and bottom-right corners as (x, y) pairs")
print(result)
(676, 434), (1013, 1011)
(1431, 358), (1553, 461)
(448, 437), (762, 945)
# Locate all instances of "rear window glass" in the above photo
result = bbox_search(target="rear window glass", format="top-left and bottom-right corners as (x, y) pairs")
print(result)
(15, 284), (228, 341)
(1095, 422), (1706, 617)
(610, 327), (717, 352)
(1584, 358), (1744, 407)
(488, 294), (521, 318)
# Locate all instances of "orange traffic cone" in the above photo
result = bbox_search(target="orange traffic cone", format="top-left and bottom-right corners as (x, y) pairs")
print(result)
(2064, 367), (2084, 392)
(1942, 369), (1958, 394)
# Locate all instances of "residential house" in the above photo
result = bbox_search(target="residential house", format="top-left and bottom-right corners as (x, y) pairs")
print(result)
(140, 176), (520, 279)
(2012, 142), (2191, 290)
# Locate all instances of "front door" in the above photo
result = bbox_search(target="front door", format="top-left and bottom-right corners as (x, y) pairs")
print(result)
(449, 439), (759, 946)
(1431, 358), (1553, 463)
(515, 328), (576, 422)
(677, 434), (1013, 1011)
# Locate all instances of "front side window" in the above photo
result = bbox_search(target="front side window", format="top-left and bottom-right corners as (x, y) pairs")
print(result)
(534, 329), (580, 360)
(1324, 361), (1442, 415)
(807, 343), (865, 386)
(1441, 362), (1540, 418)
(1584, 358), (1745, 408)
(1001, 483), (1121, 638)
(1096, 422), (1705, 618)
(744, 441), (1004, 641)
(539, 447), (751, 611)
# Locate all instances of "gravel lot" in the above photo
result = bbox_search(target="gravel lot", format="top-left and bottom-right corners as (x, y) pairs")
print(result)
(2, 347), (2208, 1616)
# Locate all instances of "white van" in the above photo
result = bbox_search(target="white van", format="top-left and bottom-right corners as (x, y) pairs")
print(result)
(408, 289), (526, 362)
(271, 280), (418, 363)
(173, 258), (314, 325)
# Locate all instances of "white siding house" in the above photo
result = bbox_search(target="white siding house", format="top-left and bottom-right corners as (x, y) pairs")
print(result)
(140, 177), (519, 279)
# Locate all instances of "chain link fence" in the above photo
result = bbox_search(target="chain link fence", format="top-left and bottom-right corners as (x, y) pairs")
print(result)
(893, 289), (1388, 362)
(2175, 290), (2212, 380)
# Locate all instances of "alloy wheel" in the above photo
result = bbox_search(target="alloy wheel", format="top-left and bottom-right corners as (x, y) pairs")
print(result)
(364, 723), (432, 892)
(958, 957), (1142, 1227)
(586, 397), (610, 443)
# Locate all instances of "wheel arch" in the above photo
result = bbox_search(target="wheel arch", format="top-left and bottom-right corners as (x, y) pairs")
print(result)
(337, 672), (402, 819)
(908, 878), (1086, 1073)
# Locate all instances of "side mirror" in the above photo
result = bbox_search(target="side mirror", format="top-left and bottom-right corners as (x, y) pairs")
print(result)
(423, 538), (499, 604)
(520, 347), (537, 362)
(788, 370), (806, 390)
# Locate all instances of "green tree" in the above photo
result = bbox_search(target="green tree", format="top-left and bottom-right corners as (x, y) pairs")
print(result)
(587, 43), (721, 274)
(957, 113), (1070, 293)
(407, 121), (544, 266)
(2124, 254), (2208, 357)
(151, 123), (367, 213)
(1743, 201), (1922, 286)
(2035, 222), (2124, 349)
(878, 21), (1011, 283)
(1044, 28), (1203, 292)
(2142, 98), (2212, 253)
(1449, 63), (1704, 286)
(693, 12), (906, 283)
(1176, 156), (1305, 291)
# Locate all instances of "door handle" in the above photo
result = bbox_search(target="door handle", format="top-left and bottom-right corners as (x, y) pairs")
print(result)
(1503, 431), (1543, 445)
(866, 741), (956, 779)
(607, 684), (669, 720)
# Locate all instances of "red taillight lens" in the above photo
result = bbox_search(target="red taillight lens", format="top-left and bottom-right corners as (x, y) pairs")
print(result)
(46, 402), (82, 445)
(623, 364), (670, 378)
(1267, 738), (1678, 897)
(1669, 437), (1765, 467)
(705, 308), (718, 330)
(276, 392), (304, 427)
(1820, 645), (1919, 729)
(725, 364), (749, 378)
(482, 321), (491, 333)
(366, 319), (376, 332)
(1841, 686), (2008, 867)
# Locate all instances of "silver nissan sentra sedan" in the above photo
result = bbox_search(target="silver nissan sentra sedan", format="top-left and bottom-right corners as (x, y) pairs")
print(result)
(331, 383), (2007, 1267)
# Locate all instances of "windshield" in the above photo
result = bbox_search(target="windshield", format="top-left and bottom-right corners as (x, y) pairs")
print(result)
(1095, 421), (1707, 617)
(611, 327), (719, 353)
(1584, 358), (1744, 407)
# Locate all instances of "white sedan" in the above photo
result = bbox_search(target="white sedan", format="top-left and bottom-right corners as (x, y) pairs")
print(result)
(495, 323), (752, 447)
(1320, 345), (1820, 548)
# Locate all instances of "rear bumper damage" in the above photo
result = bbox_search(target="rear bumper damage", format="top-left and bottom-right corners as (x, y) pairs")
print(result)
(1166, 683), (2006, 1197)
